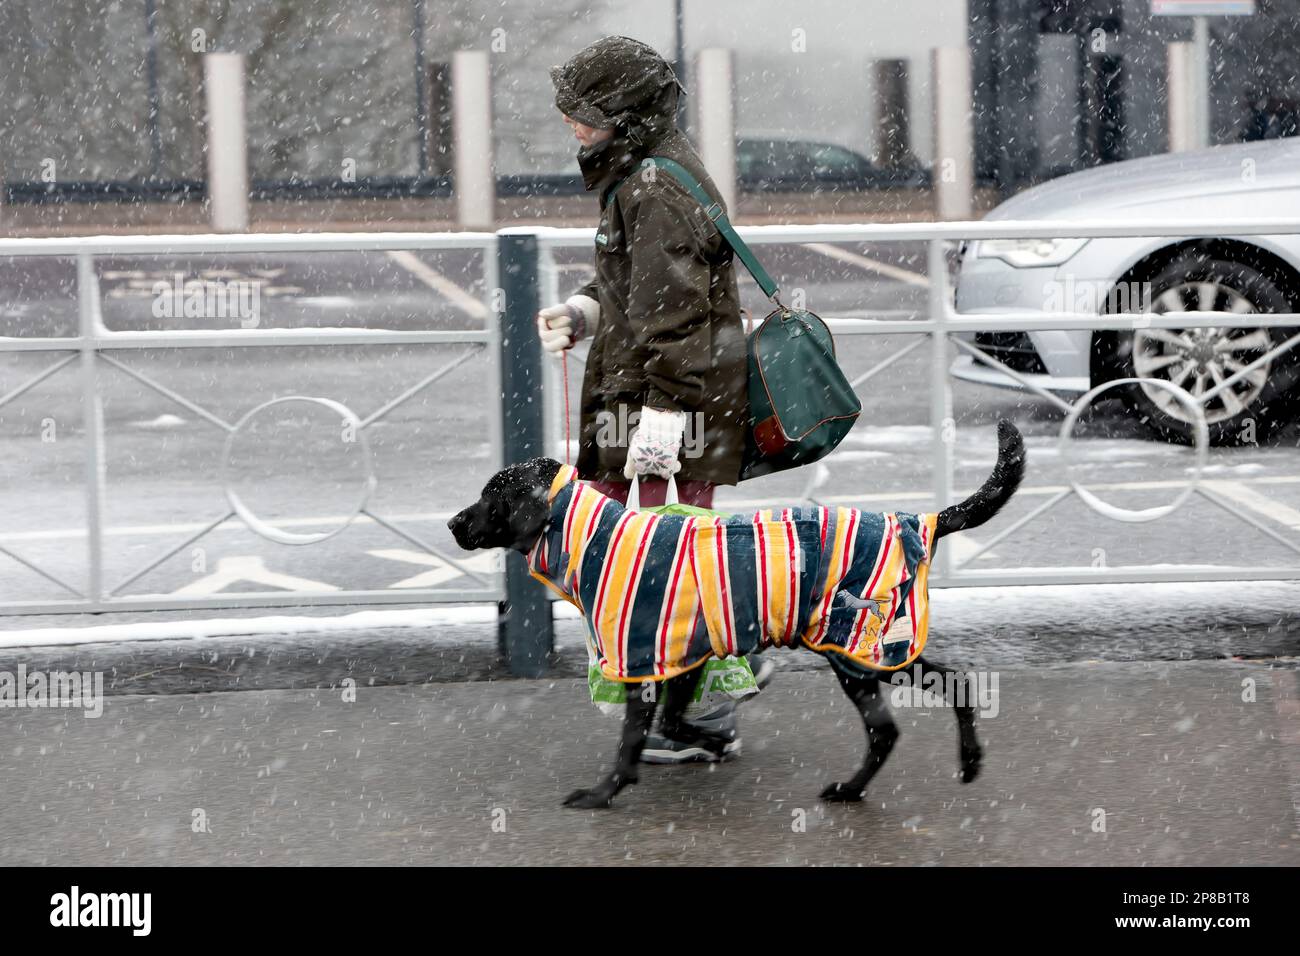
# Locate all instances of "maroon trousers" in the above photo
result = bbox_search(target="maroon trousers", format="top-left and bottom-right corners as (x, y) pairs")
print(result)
(587, 478), (716, 509)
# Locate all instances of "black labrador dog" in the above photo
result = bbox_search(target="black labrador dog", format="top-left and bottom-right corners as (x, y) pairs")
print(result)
(449, 420), (1025, 809)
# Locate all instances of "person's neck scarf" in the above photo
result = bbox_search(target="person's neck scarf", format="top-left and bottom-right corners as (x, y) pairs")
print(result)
(576, 134), (639, 196)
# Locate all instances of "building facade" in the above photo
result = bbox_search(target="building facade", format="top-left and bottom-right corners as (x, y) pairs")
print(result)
(2, 0), (1296, 203)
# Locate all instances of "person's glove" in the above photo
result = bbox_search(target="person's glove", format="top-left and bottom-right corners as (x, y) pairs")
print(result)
(623, 406), (688, 479)
(536, 294), (600, 356)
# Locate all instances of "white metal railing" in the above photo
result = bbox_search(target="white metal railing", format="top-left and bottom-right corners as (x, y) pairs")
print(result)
(0, 232), (504, 613)
(535, 216), (1300, 587)
(5, 218), (1300, 616)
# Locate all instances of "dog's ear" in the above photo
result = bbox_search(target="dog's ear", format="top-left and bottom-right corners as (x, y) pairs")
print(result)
(501, 458), (564, 552)
(516, 457), (564, 494)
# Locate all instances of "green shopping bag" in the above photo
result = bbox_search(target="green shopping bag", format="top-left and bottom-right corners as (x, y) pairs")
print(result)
(584, 483), (761, 716)
(586, 655), (759, 718)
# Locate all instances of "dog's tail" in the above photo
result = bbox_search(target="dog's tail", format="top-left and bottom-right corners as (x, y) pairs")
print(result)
(933, 419), (1025, 541)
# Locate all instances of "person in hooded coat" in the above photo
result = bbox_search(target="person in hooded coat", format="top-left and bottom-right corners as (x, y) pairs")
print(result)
(537, 35), (749, 508)
(538, 37), (767, 762)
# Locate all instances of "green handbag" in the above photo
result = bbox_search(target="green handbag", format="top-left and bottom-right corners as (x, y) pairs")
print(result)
(607, 157), (862, 481)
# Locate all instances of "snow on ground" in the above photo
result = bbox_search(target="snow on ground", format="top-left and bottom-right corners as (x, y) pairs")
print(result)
(0, 606), (495, 649)
(821, 449), (893, 462)
(840, 424), (932, 447)
(1194, 462), (1267, 476)
(129, 414), (188, 430)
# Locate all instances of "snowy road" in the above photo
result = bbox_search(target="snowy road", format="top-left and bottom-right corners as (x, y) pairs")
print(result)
(2, 664), (1296, 865)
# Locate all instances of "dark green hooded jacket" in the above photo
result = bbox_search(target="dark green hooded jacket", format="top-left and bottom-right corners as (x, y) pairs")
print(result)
(551, 36), (748, 486)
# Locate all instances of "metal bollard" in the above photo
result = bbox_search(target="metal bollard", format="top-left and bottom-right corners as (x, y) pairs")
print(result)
(873, 59), (914, 171)
(931, 47), (974, 221)
(453, 50), (496, 229)
(496, 232), (553, 676)
(695, 48), (737, 216)
(203, 52), (250, 233)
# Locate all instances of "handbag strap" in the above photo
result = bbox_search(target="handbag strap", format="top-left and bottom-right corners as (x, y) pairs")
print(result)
(604, 157), (782, 305)
(625, 473), (678, 511)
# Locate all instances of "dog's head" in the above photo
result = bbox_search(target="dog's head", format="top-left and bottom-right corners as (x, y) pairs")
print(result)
(447, 457), (565, 553)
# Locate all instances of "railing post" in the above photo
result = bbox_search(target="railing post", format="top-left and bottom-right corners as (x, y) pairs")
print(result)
(77, 253), (106, 603)
(928, 238), (954, 578)
(496, 231), (552, 675)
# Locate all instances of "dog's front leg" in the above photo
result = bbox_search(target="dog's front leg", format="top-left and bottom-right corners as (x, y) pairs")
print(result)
(563, 683), (657, 809)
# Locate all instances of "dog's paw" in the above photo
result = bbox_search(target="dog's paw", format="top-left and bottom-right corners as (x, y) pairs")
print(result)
(563, 787), (613, 810)
(819, 782), (864, 803)
(702, 736), (732, 758)
(960, 743), (983, 784)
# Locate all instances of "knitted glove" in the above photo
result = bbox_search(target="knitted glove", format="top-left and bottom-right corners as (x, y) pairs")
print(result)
(623, 406), (688, 479)
(536, 294), (600, 356)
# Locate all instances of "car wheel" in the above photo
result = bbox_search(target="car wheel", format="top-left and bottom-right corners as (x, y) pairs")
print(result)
(1114, 254), (1300, 445)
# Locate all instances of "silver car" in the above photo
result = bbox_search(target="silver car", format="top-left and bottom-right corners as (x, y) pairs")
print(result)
(952, 138), (1300, 444)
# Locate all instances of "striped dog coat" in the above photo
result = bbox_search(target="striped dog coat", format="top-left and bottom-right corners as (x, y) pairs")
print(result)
(528, 465), (940, 683)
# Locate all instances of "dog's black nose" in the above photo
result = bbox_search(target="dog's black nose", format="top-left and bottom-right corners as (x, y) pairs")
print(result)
(447, 511), (474, 549)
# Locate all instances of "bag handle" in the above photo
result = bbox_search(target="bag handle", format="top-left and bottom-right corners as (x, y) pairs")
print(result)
(625, 473), (679, 511)
(604, 157), (784, 307)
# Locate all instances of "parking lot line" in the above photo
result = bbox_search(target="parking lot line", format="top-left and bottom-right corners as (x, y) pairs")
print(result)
(805, 242), (930, 288)
(367, 548), (499, 588)
(385, 250), (486, 318)
(172, 555), (338, 595)
(1203, 479), (1300, 532)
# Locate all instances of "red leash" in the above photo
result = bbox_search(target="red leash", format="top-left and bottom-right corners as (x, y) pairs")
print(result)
(561, 350), (572, 466)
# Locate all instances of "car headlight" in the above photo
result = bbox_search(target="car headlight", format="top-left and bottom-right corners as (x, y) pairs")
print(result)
(975, 237), (1088, 268)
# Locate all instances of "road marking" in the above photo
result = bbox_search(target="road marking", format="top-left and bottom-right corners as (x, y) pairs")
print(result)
(368, 548), (499, 588)
(171, 555), (338, 595)
(385, 250), (487, 318)
(945, 535), (996, 563)
(1203, 480), (1300, 531)
(805, 242), (930, 288)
